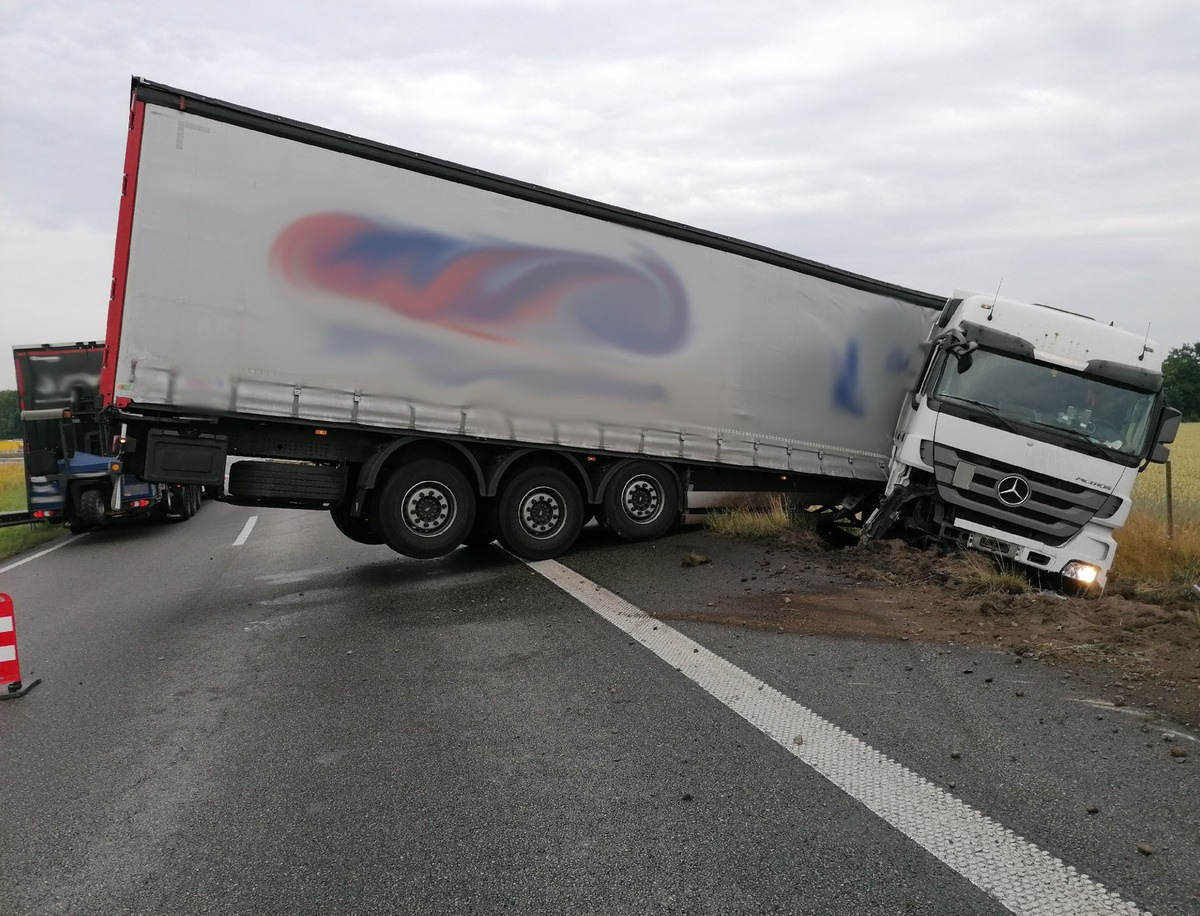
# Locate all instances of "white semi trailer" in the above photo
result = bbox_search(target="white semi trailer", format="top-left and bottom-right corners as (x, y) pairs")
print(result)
(98, 79), (1179, 591)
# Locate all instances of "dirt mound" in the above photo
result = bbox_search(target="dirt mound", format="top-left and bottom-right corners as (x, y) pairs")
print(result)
(664, 534), (1200, 728)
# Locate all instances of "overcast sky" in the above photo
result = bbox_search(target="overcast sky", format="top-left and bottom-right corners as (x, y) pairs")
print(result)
(2, 0), (1197, 389)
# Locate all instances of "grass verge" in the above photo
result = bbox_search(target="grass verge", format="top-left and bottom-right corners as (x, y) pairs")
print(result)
(958, 554), (1030, 596)
(703, 496), (824, 544)
(0, 523), (64, 561)
(704, 496), (793, 540)
(1113, 513), (1200, 584)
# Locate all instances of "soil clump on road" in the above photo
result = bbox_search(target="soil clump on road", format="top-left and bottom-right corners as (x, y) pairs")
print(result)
(655, 530), (1200, 730)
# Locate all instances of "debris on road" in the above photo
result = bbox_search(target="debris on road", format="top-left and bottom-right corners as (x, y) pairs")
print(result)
(655, 532), (1200, 729)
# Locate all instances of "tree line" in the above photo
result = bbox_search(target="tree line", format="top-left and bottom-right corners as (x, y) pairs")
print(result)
(0, 390), (17, 439)
(1163, 343), (1200, 422)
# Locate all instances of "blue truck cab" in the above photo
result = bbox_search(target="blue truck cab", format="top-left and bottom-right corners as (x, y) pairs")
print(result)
(13, 342), (201, 530)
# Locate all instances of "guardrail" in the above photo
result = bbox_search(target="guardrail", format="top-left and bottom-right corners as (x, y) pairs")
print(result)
(0, 510), (35, 529)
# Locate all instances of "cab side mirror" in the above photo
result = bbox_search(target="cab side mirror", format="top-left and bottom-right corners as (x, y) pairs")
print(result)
(1157, 407), (1182, 444)
(953, 341), (978, 374)
(1148, 407), (1182, 464)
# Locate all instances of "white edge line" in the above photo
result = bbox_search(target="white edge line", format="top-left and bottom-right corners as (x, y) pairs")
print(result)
(233, 515), (259, 547)
(0, 536), (78, 575)
(528, 558), (1149, 916)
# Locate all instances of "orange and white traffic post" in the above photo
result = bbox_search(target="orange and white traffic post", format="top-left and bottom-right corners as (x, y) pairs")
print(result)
(0, 593), (41, 699)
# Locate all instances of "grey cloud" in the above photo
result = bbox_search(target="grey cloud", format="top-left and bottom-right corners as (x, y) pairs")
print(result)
(1, 0), (1197, 390)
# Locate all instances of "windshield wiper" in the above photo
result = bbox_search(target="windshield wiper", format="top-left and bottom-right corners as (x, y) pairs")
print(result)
(939, 396), (1018, 434)
(1028, 421), (1113, 459)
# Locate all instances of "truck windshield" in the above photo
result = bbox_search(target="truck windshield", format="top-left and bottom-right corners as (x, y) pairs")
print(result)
(931, 348), (1158, 459)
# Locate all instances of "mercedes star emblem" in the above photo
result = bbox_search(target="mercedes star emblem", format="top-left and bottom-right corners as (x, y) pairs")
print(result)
(996, 475), (1032, 507)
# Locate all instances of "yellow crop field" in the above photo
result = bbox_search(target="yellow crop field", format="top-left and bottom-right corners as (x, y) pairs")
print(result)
(0, 457), (25, 510)
(1130, 422), (1200, 522)
(1116, 423), (1199, 582)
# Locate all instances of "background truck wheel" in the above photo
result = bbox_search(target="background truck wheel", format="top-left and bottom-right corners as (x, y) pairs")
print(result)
(601, 461), (678, 541)
(493, 467), (584, 560)
(71, 488), (107, 532)
(330, 501), (385, 545)
(166, 485), (193, 521)
(371, 459), (475, 559)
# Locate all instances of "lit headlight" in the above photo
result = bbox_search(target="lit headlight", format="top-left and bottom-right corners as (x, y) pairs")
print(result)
(1062, 561), (1100, 584)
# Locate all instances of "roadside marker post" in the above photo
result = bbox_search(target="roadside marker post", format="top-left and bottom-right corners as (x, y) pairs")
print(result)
(0, 593), (41, 699)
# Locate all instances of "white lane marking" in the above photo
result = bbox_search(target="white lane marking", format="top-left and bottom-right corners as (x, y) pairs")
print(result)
(232, 515), (259, 547)
(529, 558), (1148, 916)
(0, 537), (76, 574)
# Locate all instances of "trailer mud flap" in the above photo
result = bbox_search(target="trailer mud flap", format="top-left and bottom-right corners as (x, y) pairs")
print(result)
(143, 430), (228, 486)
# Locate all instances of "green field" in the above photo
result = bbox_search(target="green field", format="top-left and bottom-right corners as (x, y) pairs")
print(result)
(0, 455), (63, 561)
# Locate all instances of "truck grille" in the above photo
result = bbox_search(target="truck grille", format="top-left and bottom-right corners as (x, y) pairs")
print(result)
(929, 445), (1112, 547)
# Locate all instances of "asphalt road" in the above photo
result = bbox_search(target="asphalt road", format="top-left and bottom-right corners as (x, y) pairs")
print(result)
(0, 502), (1196, 915)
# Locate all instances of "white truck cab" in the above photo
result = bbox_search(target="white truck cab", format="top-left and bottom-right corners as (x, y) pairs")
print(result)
(869, 290), (1182, 592)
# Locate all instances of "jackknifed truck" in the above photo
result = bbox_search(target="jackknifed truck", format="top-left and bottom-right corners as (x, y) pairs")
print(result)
(97, 78), (1181, 590)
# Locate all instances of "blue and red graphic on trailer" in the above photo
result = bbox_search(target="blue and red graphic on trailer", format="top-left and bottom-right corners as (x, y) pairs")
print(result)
(271, 213), (690, 356)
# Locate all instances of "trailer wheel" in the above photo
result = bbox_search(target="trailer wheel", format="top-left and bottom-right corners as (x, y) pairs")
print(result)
(372, 460), (475, 559)
(493, 467), (584, 560)
(601, 461), (678, 542)
(330, 501), (385, 545)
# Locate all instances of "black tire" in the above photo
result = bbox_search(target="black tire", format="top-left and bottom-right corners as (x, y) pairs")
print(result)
(371, 459), (475, 559)
(166, 485), (191, 521)
(228, 461), (345, 502)
(461, 497), (497, 547)
(72, 488), (106, 532)
(330, 501), (385, 545)
(600, 461), (678, 542)
(493, 467), (584, 560)
(190, 485), (203, 515)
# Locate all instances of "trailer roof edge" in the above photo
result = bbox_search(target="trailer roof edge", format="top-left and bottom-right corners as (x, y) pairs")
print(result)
(130, 76), (946, 311)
